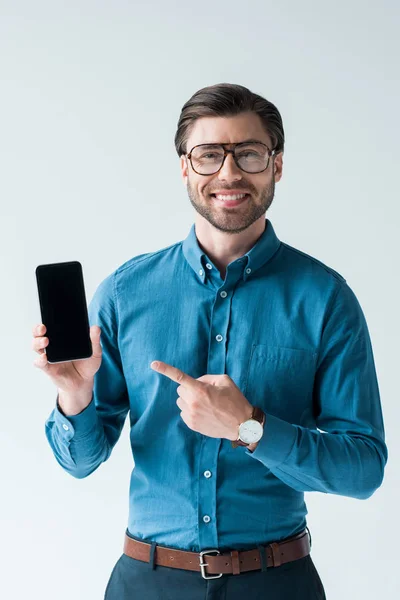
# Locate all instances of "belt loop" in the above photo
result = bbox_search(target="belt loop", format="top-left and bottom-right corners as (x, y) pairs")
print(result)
(230, 550), (241, 575)
(270, 542), (282, 567)
(149, 541), (157, 570)
(257, 545), (268, 572)
(306, 526), (312, 549)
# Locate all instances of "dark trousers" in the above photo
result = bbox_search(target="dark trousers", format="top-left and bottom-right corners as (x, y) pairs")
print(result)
(104, 531), (327, 600)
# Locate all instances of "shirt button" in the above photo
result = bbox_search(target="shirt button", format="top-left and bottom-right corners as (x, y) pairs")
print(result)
(203, 515), (211, 523)
(220, 291), (227, 298)
(62, 424), (69, 431)
(216, 334), (223, 342)
(246, 268), (251, 274)
(205, 263), (212, 270)
(199, 269), (204, 276)
(204, 470), (212, 478)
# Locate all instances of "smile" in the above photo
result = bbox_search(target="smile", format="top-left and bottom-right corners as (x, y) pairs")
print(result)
(210, 193), (250, 207)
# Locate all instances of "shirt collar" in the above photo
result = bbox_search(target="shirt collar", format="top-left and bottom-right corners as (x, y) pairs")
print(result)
(182, 218), (281, 284)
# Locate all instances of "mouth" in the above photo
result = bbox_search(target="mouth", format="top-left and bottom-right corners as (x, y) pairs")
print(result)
(210, 193), (250, 207)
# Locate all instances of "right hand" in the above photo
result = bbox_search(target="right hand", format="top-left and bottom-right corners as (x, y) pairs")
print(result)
(32, 323), (102, 394)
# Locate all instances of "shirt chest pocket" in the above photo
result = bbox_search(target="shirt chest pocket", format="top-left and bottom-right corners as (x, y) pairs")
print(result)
(243, 344), (318, 423)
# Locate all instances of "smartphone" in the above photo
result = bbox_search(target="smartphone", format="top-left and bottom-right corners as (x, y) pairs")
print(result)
(35, 261), (93, 364)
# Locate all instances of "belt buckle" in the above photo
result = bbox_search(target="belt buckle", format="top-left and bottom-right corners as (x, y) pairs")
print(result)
(199, 549), (223, 580)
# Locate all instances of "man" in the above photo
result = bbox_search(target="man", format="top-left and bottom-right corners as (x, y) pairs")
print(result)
(42, 83), (387, 599)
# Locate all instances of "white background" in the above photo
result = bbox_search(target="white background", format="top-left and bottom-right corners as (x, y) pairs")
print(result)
(1, 1), (399, 598)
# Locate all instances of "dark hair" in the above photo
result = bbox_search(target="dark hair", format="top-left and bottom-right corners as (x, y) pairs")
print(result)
(174, 83), (285, 158)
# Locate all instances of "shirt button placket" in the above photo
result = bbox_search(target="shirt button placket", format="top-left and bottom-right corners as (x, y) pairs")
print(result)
(199, 278), (231, 550)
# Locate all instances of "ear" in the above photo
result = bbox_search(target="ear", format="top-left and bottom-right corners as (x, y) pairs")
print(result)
(180, 155), (189, 186)
(273, 152), (283, 182)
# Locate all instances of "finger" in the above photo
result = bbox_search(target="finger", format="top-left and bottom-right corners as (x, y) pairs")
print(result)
(33, 324), (46, 337)
(150, 360), (201, 389)
(32, 336), (48, 353)
(34, 350), (49, 369)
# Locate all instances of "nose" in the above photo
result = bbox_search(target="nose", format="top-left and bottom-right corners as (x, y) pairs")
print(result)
(217, 151), (243, 181)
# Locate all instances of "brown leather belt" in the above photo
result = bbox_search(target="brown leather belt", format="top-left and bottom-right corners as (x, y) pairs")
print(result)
(123, 528), (311, 579)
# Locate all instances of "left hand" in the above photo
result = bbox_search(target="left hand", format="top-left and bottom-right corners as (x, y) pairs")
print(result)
(150, 360), (254, 441)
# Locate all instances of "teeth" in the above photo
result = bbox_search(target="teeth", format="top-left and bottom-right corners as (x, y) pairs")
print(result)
(215, 194), (247, 201)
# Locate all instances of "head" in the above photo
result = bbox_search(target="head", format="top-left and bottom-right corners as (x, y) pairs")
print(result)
(176, 83), (284, 234)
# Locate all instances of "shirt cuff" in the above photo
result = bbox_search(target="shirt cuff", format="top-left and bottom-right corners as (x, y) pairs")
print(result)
(245, 412), (298, 467)
(54, 393), (99, 441)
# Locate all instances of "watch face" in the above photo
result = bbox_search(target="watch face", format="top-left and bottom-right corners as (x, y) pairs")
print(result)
(239, 419), (263, 444)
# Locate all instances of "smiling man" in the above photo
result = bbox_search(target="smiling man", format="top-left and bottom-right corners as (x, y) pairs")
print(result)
(43, 83), (387, 600)
(183, 111), (281, 281)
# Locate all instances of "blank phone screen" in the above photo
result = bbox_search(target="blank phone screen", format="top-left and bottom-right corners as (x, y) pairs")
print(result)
(35, 261), (92, 364)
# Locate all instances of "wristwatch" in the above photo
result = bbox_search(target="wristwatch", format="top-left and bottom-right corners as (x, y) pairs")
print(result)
(231, 406), (265, 448)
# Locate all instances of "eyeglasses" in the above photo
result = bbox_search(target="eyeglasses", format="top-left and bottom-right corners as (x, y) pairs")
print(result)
(186, 141), (276, 176)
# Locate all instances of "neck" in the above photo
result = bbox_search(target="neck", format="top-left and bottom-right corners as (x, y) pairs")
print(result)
(195, 217), (267, 275)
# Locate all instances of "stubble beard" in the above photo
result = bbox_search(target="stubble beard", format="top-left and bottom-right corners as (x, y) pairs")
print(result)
(186, 174), (275, 234)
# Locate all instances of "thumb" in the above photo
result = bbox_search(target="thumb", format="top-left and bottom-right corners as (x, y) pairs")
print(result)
(90, 325), (102, 351)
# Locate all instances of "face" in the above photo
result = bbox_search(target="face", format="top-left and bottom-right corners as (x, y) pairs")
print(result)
(180, 112), (283, 234)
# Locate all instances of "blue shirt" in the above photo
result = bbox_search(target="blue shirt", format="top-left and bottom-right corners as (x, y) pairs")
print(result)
(45, 218), (388, 552)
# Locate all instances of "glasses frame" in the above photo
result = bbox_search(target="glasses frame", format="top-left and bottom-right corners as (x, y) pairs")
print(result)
(186, 141), (277, 176)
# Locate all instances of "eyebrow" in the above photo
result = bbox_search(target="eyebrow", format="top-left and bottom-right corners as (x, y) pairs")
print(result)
(200, 139), (265, 146)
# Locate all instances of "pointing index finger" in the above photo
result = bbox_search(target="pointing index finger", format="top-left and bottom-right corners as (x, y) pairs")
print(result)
(150, 360), (199, 388)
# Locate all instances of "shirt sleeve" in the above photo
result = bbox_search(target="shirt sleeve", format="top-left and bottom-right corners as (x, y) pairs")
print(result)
(246, 280), (388, 500)
(44, 271), (130, 479)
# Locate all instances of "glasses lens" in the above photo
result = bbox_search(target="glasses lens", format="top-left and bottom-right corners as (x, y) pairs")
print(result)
(235, 143), (269, 173)
(191, 143), (269, 174)
(191, 145), (225, 175)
